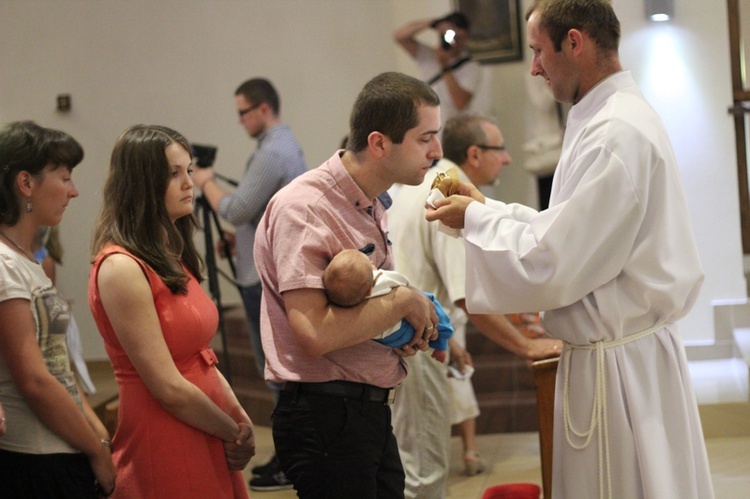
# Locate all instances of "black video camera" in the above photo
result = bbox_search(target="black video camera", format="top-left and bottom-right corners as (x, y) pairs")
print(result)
(191, 144), (218, 169)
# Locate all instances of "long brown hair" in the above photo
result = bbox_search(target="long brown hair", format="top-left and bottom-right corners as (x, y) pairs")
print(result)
(91, 125), (203, 294)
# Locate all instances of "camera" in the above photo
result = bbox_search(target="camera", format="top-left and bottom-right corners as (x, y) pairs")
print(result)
(441, 29), (456, 51)
(191, 144), (218, 169)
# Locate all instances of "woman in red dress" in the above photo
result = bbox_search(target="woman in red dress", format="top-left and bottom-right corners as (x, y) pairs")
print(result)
(89, 125), (254, 498)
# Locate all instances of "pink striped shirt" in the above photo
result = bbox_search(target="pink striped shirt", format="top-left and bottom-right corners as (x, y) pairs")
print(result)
(254, 151), (407, 387)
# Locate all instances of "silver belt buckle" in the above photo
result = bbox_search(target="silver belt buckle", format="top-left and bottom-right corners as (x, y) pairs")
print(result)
(385, 387), (396, 405)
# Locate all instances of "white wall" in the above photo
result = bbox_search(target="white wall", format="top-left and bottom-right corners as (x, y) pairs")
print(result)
(614, 0), (745, 342)
(0, 0), (743, 358)
(0, 0), (397, 359)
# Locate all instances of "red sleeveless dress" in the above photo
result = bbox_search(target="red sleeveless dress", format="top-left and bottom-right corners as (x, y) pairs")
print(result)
(89, 246), (248, 498)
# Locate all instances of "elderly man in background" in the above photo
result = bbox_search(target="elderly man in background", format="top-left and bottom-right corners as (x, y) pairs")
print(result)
(389, 114), (561, 497)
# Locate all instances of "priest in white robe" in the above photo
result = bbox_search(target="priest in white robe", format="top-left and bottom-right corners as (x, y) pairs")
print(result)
(426, 1), (714, 498)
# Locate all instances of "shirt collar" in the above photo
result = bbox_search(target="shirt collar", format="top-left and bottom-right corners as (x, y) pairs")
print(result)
(328, 151), (395, 215)
(256, 123), (287, 145)
(568, 70), (636, 125)
(328, 151), (378, 213)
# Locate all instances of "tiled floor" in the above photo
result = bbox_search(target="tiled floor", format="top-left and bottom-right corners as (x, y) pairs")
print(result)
(243, 424), (750, 498)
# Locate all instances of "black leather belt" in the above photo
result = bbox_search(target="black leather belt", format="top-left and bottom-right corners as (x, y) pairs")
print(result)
(282, 380), (396, 405)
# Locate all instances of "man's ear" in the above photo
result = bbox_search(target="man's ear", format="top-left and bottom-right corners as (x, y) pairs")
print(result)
(461, 146), (483, 184)
(567, 28), (584, 56)
(367, 131), (390, 159)
(257, 102), (272, 118)
(466, 145), (482, 168)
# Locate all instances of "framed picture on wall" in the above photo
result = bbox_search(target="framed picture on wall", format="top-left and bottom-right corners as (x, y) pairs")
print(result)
(454, 0), (524, 64)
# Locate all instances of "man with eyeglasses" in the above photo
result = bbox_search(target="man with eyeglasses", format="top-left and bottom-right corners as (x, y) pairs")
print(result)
(192, 77), (306, 492)
(388, 114), (561, 497)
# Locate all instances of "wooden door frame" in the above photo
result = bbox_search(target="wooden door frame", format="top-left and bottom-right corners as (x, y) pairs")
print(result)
(728, 0), (750, 253)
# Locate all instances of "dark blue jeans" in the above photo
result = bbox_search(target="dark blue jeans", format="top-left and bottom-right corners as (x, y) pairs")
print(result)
(239, 282), (282, 399)
(272, 388), (405, 498)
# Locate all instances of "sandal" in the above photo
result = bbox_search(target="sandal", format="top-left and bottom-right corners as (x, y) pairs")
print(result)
(464, 450), (486, 476)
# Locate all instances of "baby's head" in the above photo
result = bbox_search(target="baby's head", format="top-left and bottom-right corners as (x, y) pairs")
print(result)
(323, 249), (374, 307)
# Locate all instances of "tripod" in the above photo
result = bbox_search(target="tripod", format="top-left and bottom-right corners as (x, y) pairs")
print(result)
(195, 192), (239, 385)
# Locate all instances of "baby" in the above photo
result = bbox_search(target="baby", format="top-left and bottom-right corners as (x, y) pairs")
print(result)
(323, 249), (453, 362)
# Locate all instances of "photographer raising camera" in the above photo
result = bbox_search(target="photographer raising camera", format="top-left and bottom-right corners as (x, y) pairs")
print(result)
(393, 11), (490, 131)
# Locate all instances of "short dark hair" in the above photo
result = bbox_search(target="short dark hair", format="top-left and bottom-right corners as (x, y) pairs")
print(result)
(434, 11), (471, 31)
(442, 114), (496, 165)
(347, 72), (440, 153)
(235, 78), (280, 115)
(0, 120), (83, 225)
(526, 0), (620, 53)
(91, 125), (203, 294)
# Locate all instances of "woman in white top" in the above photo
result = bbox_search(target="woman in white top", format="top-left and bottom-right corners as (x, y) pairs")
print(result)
(0, 121), (116, 498)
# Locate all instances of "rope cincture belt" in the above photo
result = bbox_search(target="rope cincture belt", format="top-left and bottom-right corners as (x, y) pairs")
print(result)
(561, 323), (666, 499)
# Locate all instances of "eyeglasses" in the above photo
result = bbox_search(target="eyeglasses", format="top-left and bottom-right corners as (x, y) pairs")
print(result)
(238, 102), (262, 117)
(475, 144), (506, 151)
